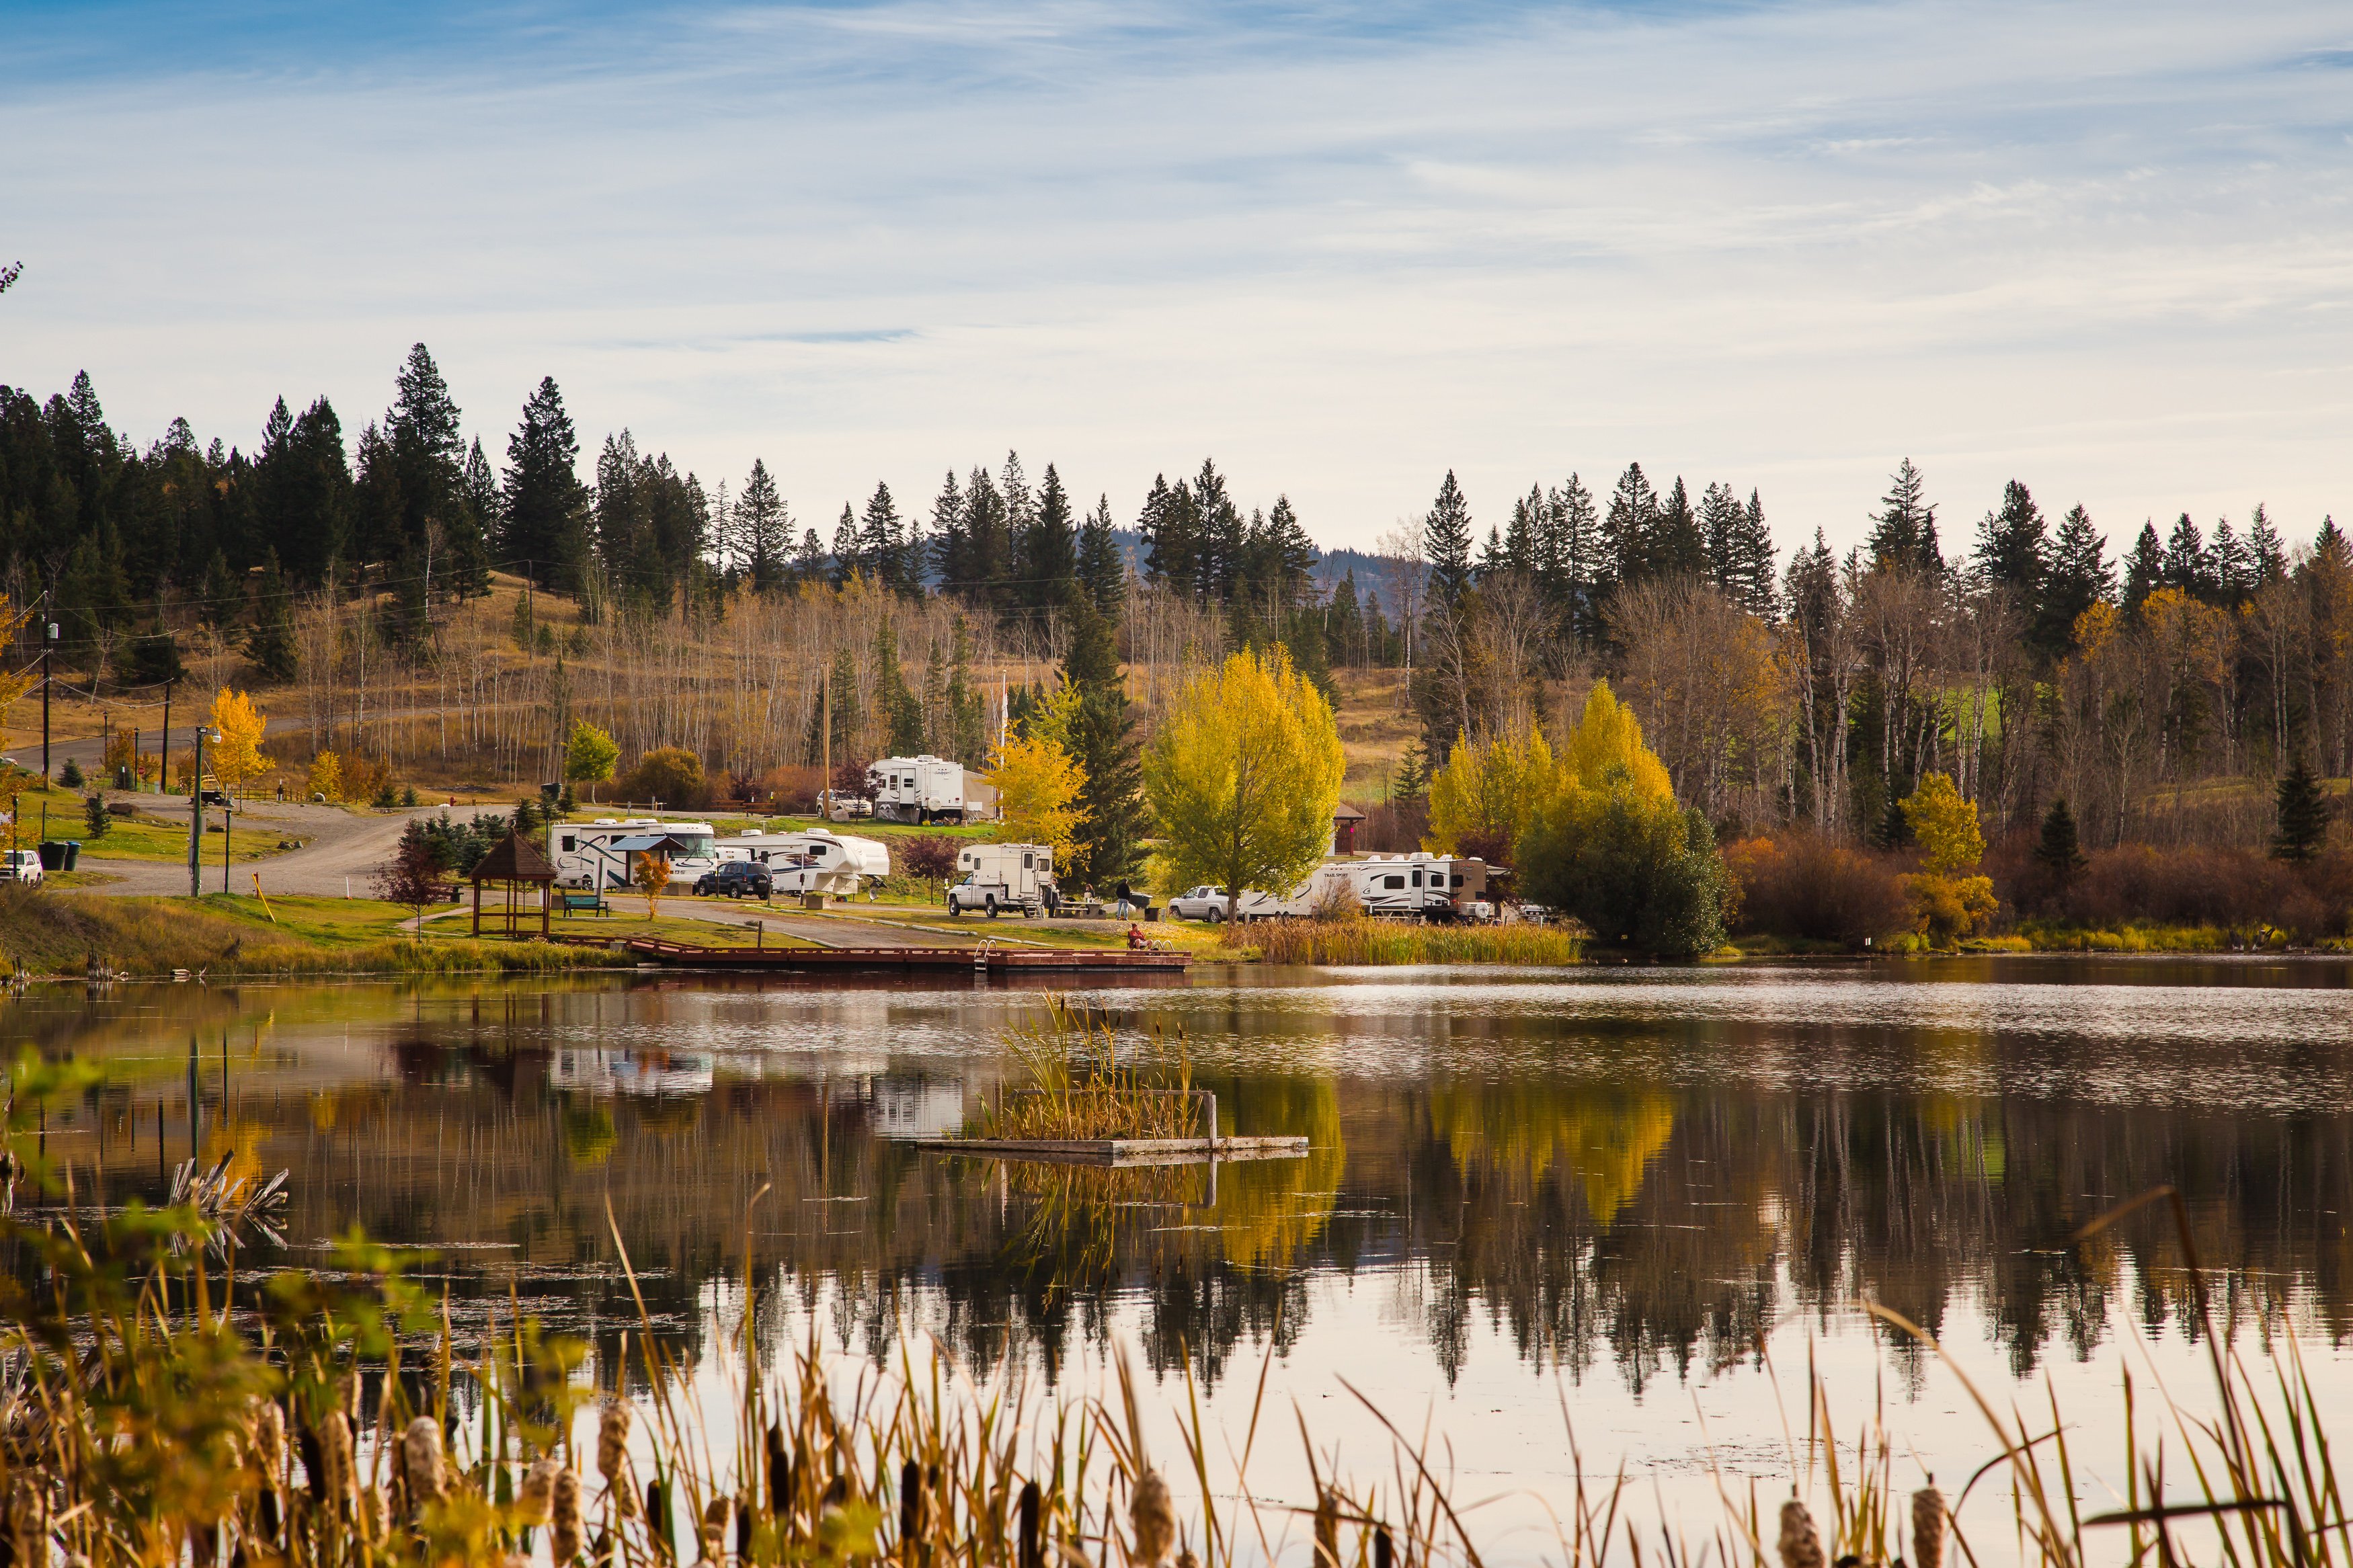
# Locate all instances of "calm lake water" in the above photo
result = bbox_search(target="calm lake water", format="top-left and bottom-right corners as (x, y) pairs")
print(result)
(5, 958), (2352, 1556)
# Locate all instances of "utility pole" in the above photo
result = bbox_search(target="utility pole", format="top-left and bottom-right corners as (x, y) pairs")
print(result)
(40, 620), (56, 779)
(160, 679), (173, 796)
(186, 723), (205, 897)
(222, 784), (231, 893)
(820, 676), (831, 822)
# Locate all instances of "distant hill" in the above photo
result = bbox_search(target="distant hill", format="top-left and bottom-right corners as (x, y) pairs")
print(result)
(1105, 529), (1419, 601)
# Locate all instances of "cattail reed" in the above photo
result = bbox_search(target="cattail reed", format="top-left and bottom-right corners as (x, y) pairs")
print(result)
(598, 1402), (634, 1513)
(1130, 1469), (1174, 1568)
(402, 1417), (446, 1514)
(318, 1411), (356, 1518)
(1912, 1486), (1946, 1568)
(699, 1497), (729, 1563)
(1313, 1487), (1339, 1568)
(551, 1468), (583, 1564)
(1778, 1497), (1825, 1568)
(519, 1457), (560, 1530)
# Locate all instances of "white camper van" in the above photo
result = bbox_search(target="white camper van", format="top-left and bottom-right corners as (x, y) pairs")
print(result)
(550, 819), (719, 892)
(713, 827), (889, 897)
(946, 842), (1058, 917)
(867, 755), (967, 823)
(1237, 852), (1494, 921)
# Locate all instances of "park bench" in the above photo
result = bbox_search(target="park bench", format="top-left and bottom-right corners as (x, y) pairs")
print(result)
(556, 889), (610, 917)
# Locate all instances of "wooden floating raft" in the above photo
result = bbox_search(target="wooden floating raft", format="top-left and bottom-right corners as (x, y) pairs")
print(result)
(914, 1135), (1309, 1167)
(580, 936), (1192, 973)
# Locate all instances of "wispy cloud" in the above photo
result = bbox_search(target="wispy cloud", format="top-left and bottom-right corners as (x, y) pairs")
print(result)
(3, 0), (2350, 549)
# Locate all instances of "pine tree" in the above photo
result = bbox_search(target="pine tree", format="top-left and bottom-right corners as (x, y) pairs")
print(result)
(1061, 600), (1147, 890)
(2122, 520), (2166, 614)
(454, 436), (496, 594)
(1023, 462), (1078, 610)
(1553, 473), (1602, 642)
(1700, 482), (1744, 593)
(2040, 503), (2114, 654)
(1868, 459), (1941, 573)
(2163, 513), (2212, 599)
(1423, 470), (1475, 609)
(196, 549), (239, 630)
(1650, 476), (1706, 579)
(928, 470), (968, 591)
(2272, 754), (2330, 863)
(1139, 473), (1197, 597)
(1266, 495), (1317, 608)
(502, 378), (590, 593)
(387, 343), (470, 579)
(942, 616), (988, 764)
(1974, 480), (2047, 596)
(2248, 503), (2288, 583)
(1731, 489), (1778, 619)
(1503, 488), (1544, 578)
(2034, 796), (2087, 885)
(243, 548), (298, 680)
(1076, 494), (1124, 620)
(1328, 572), (1365, 666)
(859, 481), (908, 593)
(1603, 463), (1658, 590)
(2211, 516), (2254, 605)
(962, 466), (1011, 605)
(831, 503), (859, 585)
(876, 622), (924, 755)
(736, 459), (789, 593)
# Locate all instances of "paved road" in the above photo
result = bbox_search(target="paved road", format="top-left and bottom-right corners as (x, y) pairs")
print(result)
(79, 798), (508, 897)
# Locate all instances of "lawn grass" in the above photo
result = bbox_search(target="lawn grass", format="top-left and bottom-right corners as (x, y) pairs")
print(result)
(2, 779), (282, 864)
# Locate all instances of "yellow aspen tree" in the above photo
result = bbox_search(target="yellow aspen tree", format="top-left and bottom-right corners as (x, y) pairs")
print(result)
(1425, 725), (1556, 860)
(984, 732), (1087, 852)
(1142, 646), (1345, 901)
(307, 750), (343, 802)
(208, 689), (268, 792)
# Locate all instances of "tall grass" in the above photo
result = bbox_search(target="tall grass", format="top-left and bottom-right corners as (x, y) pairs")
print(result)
(973, 1001), (1203, 1141)
(1243, 915), (1585, 966)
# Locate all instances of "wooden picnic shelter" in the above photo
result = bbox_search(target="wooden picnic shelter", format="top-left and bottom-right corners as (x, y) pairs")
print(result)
(469, 829), (557, 939)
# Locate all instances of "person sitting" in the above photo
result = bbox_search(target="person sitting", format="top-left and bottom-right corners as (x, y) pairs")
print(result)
(1127, 923), (1146, 950)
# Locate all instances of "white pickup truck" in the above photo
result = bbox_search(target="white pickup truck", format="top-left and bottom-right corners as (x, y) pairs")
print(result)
(946, 843), (1058, 918)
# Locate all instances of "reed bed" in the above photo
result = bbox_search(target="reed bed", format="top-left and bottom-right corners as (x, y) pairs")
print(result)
(1242, 915), (1585, 967)
(973, 1001), (1202, 1142)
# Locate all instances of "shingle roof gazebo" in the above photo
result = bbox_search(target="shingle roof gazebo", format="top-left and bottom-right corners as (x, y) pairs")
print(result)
(469, 828), (557, 940)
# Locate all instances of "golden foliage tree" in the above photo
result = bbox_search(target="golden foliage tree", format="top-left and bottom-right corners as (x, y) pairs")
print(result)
(984, 731), (1087, 853)
(633, 850), (672, 917)
(1425, 725), (1555, 861)
(307, 750), (342, 802)
(1898, 771), (1996, 943)
(1143, 647), (1345, 900)
(207, 689), (268, 792)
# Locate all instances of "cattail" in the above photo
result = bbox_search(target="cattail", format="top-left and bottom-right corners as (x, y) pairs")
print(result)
(518, 1457), (560, 1529)
(251, 1399), (286, 1485)
(1313, 1487), (1339, 1568)
(338, 1370), (362, 1429)
(319, 1411), (356, 1518)
(1778, 1497), (1824, 1568)
(1911, 1486), (1946, 1568)
(552, 1469), (584, 1564)
(358, 1483), (386, 1543)
(403, 1418), (447, 1514)
(1129, 1469), (1174, 1568)
(699, 1497), (730, 1563)
(1374, 1527), (1395, 1568)
(598, 1402), (633, 1512)
(1019, 1480), (1042, 1568)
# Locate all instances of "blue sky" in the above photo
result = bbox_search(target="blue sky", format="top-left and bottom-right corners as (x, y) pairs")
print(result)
(5, 0), (2352, 556)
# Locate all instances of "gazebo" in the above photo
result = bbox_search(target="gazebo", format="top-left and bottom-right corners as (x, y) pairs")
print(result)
(469, 829), (557, 940)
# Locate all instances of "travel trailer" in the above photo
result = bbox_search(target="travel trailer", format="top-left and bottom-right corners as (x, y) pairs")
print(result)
(867, 755), (967, 823)
(713, 827), (889, 897)
(1236, 852), (1494, 921)
(946, 842), (1058, 917)
(550, 819), (719, 891)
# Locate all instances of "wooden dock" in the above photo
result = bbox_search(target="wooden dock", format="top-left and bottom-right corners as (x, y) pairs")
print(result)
(570, 936), (1192, 974)
(915, 1134), (1308, 1167)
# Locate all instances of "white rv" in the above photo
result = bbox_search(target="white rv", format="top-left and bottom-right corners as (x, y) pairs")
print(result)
(713, 827), (889, 897)
(867, 755), (967, 823)
(550, 819), (719, 891)
(1237, 852), (1494, 921)
(947, 842), (1059, 917)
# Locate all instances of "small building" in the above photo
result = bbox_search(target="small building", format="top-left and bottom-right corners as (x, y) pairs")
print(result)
(1330, 801), (1366, 855)
(469, 829), (557, 940)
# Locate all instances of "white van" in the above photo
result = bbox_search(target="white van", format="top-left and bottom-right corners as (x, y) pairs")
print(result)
(947, 843), (1058, 917)
(0, 850), (42, 886)
(549, 819), (718, 891)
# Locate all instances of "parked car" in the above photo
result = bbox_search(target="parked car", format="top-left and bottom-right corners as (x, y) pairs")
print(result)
(0, 849), (42, 886)
(1166, 886), (1233, 922)
(693, 860), (774, 899)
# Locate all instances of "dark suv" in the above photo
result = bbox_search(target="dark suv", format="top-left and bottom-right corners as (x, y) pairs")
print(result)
(693, 860), (774, 899)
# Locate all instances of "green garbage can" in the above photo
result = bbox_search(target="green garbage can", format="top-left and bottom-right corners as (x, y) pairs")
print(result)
(63, 841), (81, 870)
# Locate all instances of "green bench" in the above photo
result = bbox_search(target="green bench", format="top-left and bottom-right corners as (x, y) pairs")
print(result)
(556, 890), (610, 917)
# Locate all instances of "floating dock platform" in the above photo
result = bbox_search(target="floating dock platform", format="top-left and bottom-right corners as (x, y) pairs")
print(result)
(572, 936), (1192, 974)
(915, 1135), (1308, 1167)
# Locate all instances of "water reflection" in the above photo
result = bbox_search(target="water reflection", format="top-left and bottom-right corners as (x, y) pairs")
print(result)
(4, 961), (2352, 1409)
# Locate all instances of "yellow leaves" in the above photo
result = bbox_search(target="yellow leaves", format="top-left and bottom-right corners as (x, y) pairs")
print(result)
(1425, 725), (1554, 857)
(1017, 682), (1084, 757)
(984, 731), (1087, 852)
(307, 751), (342, 802)
(1142, 646), (1345, 897)
(208, 689), (268, 790)
(1899, 772), (1984, 876)
(1902, 871), (1997, 944)
(2073, 600), (2120, 658)
(1559, 682), (1674, 804)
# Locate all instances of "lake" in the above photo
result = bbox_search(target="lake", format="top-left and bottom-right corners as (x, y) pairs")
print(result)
(5, 956), (2351, 1558)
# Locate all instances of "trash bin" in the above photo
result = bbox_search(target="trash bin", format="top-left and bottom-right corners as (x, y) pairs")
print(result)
(1144, 905), (1159, 922)
(63, 841), (81, 870)
(36, 841), (65, 871)
(114, 764), (132, 790)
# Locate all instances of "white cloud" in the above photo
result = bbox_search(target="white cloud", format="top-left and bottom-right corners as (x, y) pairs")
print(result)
(3, 0), (2350, 556)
